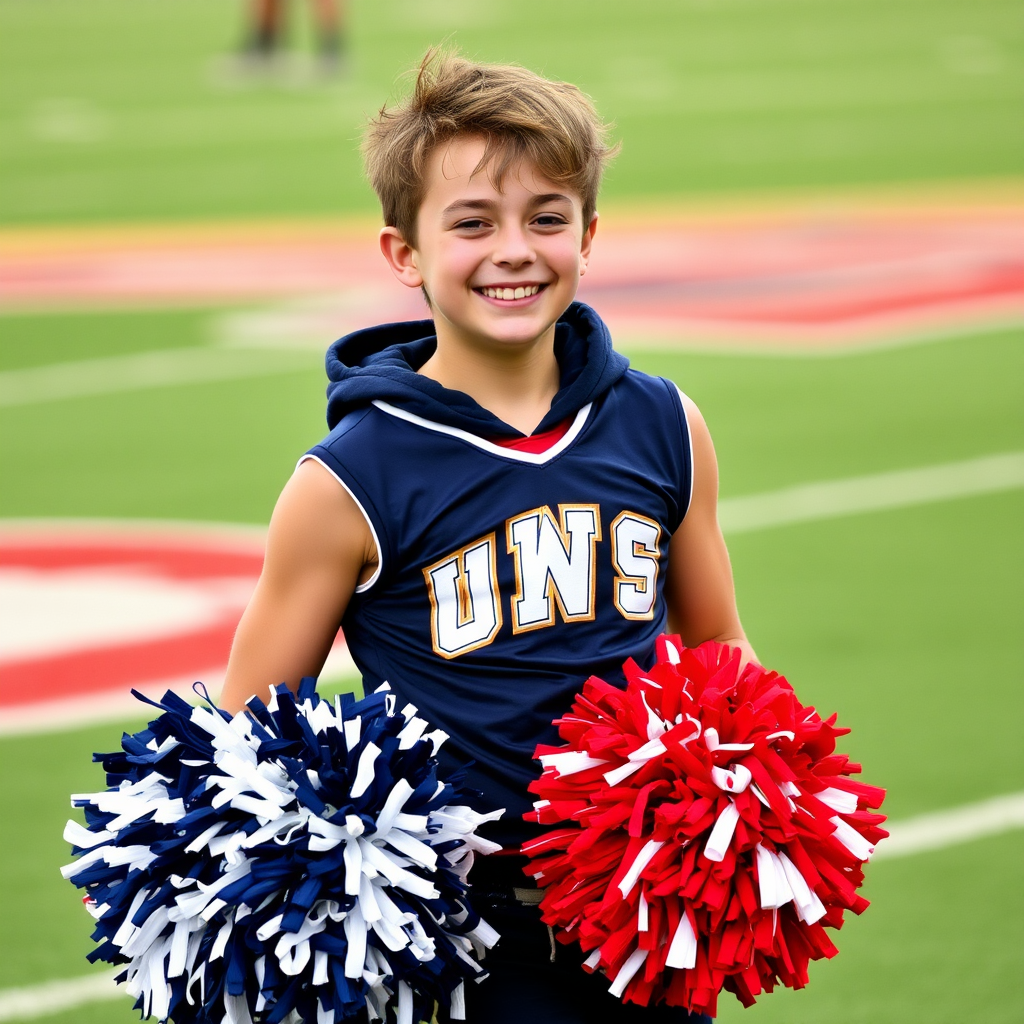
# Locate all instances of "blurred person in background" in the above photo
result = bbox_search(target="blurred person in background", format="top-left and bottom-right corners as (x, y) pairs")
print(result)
(243, 0), (347, 73)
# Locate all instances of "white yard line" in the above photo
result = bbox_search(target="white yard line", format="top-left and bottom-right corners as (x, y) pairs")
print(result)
(876, 791), (1024, 860)
(0, 971), (121, 1022)
(0, 649), (359, 738)
(0, 347), (315, 407)
(617, 314), (1024, 358)
(0, 673), (222, 738)
(2, 791), (1020, 1021)
(719, 451), (1024, 534)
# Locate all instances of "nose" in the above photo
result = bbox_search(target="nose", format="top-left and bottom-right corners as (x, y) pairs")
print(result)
(491, 223), (536, 268)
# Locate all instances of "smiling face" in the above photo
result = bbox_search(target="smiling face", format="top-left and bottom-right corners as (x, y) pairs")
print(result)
(380, 135), (597, 355)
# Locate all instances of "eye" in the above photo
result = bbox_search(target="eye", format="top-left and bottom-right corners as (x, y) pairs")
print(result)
(453, 218), (490, 232)
(533, 213), (569, 228)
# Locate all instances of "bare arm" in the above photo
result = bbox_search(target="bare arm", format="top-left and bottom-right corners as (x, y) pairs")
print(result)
(665, 395), (758, 667)
(219, 458), (377, 714)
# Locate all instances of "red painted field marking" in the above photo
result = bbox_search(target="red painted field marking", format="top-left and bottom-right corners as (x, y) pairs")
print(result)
(584, 210), (1024, 347)
(0, 522), (351, 731)
(2, 204), (1021, 348)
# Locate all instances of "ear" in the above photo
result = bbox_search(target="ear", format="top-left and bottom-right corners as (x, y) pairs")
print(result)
(578, 213), (599, 277)
(379, 227), (423, 289)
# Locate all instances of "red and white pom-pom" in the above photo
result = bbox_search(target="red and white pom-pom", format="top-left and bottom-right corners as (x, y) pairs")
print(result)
(521, 637), (887, 1017)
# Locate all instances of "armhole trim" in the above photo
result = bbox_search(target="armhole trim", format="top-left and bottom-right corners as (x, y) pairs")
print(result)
(296, 453), (382, 593)
(674, 384), (696, 521)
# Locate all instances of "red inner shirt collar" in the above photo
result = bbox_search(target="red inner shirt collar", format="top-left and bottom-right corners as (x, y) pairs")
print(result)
(490, 416), (574, 454)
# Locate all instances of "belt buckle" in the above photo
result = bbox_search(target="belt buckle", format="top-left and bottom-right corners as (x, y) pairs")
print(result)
(512, 886), (543, 906)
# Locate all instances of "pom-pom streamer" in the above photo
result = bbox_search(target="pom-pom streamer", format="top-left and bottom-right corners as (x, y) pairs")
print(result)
(522, 638), (886, 1016)
(63, 679), (503, 1024)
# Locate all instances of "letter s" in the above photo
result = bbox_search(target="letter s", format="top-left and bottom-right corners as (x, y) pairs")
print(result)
(611, 512), (662, 620)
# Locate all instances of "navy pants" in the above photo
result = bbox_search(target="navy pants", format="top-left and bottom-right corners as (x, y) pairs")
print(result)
(450, 856), (713, 1024)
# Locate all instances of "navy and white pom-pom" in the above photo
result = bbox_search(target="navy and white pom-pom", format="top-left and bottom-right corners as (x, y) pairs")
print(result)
(62, 679), (503, 1024)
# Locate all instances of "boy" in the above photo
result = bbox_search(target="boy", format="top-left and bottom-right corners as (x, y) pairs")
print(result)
(221, 52), (753, 1023)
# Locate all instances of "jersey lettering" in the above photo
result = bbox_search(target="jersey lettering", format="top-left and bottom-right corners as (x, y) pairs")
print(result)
(611, 511), (662, 620)
(507, 505), (601, 634)
(422, 506), (665, 657)
(422, 533), (502, 659)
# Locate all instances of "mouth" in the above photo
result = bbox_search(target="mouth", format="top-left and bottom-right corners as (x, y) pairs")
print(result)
(474, 283), (546, 303)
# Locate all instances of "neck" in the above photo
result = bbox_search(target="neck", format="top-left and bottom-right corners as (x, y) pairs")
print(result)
(418, 321), (561, 435)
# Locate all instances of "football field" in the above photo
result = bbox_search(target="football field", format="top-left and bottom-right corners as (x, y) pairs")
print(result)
(1, 1), (1022, 1021)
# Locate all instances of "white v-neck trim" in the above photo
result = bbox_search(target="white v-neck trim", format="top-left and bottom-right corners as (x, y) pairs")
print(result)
(372, 400), (592, 465)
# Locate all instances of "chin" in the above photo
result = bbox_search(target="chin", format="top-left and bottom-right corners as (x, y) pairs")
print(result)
(435, 292), (569, 348)
(487, 303), (569, 338)
(480, 319), (554, 347)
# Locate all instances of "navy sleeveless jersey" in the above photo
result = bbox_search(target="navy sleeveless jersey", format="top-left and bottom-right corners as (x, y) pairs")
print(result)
(306, 304), (692, 846)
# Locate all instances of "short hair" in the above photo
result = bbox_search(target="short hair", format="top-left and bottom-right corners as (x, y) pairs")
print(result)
(363, 50), (616, 246)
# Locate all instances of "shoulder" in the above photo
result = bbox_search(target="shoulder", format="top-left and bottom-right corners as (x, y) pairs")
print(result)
(278, 458), (373, 546)
(617, 365), (680, 397)
(312, 404), (378, 454)
(269, 457), (379, 589)
(305, 404), (397, 503)
(606, 366), (705, 443)
(616, 369), (711, 442)
(599, 366), (690, 428)
(611, 370), (718, 521)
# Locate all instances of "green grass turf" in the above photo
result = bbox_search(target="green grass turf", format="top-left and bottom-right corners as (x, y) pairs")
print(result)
(628, 327), (1024, 496)
(730, 491), (1024, 819)
(1, 313), (1022, 1020)
(1, 0), (1021, 225)
(2, 487), (1021, 1016)
(0, 308), (214, 371)
(0, 309), (326, 522)
(714, 831), (1024, 1023)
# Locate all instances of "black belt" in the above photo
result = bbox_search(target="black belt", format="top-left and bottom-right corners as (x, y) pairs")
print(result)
(469, 852), (541, 907)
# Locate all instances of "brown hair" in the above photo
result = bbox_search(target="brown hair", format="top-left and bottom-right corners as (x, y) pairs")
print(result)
(363, 50), (616, 246)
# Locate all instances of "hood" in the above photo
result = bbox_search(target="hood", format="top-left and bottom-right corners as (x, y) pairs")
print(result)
(324, 301), (630, 437)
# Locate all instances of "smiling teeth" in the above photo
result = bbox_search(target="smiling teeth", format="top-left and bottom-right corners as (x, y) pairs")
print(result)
(482, 285), (540, 300)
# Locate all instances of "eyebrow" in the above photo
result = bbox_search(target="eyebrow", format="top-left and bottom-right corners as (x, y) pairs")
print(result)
(530, 193), (575, 206)
(442, 193), (575, 217)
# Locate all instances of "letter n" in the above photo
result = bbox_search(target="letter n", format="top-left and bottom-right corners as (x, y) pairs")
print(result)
(507, 504), (601, 633)
(423, 533), (502, 659)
